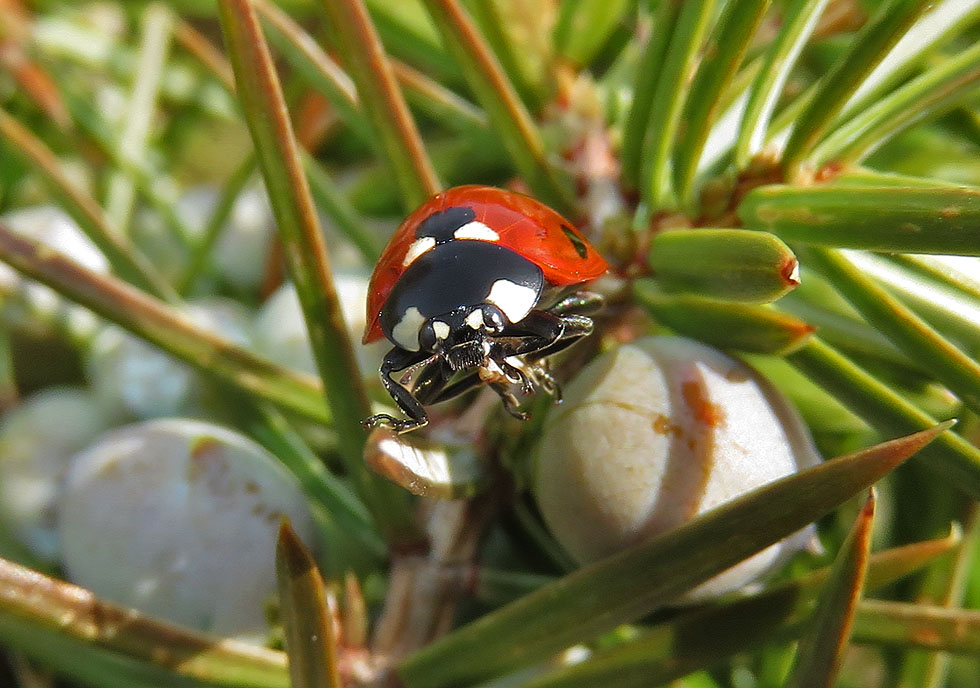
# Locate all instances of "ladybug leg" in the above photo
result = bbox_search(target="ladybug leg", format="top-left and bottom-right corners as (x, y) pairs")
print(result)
(363, 347), (433, 433)
(397, 352), (441, 386)
(499, 311), (564, 355)
(489, 381), (530, 421)
(416, 363), (531, 420)
(422, 370), (482, 404)
(409, 356), (503, 407)
(491, 353), (560, 403)
(413, 358), (455, 404)
(527, 314), (593, 361)
(418, 357), (530, 411)
(526, 361), (561, 402)
(484, 311), (594, 408)
(497, 358), (534, 394)
(415, 343), (534, 407)
(506, 310), (594, 360)
(548, 291), (604, 317)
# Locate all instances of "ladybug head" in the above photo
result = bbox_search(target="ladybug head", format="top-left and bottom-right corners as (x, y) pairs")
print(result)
(418, 304), (507, 372)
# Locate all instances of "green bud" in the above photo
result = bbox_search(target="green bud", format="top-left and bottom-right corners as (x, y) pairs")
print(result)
(634, 279), (816, 355)
(649, 229), (800, 303)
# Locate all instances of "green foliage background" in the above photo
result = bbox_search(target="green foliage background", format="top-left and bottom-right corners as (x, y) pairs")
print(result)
(2, 0), (980, 686)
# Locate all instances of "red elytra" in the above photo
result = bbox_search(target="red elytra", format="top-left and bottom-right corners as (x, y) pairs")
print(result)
(363, 185), (609, 344)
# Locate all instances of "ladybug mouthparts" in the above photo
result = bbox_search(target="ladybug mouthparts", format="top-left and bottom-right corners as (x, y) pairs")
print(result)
(444, 338), (488, 372)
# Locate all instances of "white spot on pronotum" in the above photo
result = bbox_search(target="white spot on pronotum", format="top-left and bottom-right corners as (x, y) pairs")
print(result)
(392, 306), (426, 351)
(453, 221), (500, 242)
(402, 237), (436, 267)
(466, 309), (485, 329)
(486, 280), (537, 323)
(432, 320), (451, 340)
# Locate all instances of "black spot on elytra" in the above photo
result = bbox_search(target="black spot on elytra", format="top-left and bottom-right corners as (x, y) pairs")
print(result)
(415, 206), (476, 243)
(561, 225), (589, 259)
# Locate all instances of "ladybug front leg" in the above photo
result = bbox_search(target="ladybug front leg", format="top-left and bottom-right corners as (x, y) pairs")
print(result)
(507, 310), (594, 360)
(489, 381), (530, 420)
(419, 369), (481, 405)
(413, 358), (457, 404)
(413, 347), (535, 406)
(414, 362), (530, 422)
(363, 347), (434, 433)
(527, 314), (593, 361)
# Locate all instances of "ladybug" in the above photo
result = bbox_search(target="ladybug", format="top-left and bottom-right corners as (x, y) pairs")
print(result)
(362, 185), (609, 433)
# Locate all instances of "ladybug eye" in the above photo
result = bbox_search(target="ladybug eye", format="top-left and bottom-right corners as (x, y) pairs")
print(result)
(560, 225), (589, 259)
(481, 305), (506, 333)
(419, 319), (450, 352)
